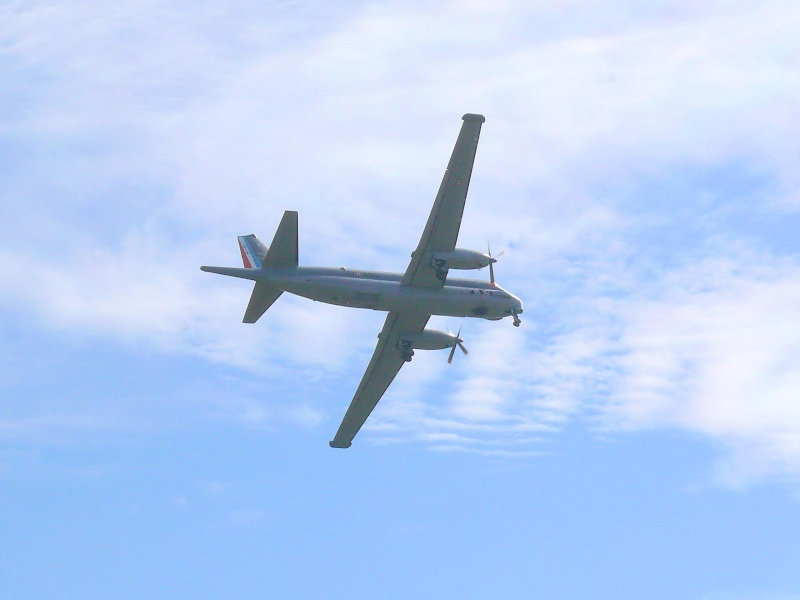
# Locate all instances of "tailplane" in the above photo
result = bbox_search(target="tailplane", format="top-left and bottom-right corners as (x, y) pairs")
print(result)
(243, 282), (282, 323)
(202, 210), (300, 323)
(240, 210), (299, 322)
(236, 210), (299, 270)
(264, 210), (298, 268)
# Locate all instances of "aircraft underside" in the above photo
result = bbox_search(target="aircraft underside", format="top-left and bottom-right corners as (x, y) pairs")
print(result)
(201, 113), (524, 447)
(277, 275), (516, 320)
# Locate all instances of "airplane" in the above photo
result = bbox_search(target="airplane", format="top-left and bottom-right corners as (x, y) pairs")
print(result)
(201, 114), (523, 448)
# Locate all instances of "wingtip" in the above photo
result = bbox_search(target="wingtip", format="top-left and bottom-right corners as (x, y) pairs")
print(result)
(329, 440), (352, 449)
(462, 113), (485, 123)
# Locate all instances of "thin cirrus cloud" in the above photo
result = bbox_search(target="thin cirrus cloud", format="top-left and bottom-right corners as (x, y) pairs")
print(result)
(1, 1), (799, 483)
(602, 257), (800, 486)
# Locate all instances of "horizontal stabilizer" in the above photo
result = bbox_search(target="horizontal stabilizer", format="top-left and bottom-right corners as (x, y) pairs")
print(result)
(264, 210), (298, 268)
(243, 282), (283, 324)
(200, 265), (261, 280)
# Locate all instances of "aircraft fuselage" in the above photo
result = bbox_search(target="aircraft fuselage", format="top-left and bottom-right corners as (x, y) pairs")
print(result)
(202, 265), (523, 321)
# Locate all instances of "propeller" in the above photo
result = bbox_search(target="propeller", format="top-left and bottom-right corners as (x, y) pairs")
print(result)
(447, 325), (469, 364)
(487, 242), (504, 286)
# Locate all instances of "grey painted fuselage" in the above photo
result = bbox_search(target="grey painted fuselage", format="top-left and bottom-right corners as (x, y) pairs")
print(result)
(201, 265), (523, 321)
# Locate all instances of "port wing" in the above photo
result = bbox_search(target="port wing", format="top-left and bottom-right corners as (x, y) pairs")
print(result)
(329, 311), (430, 448)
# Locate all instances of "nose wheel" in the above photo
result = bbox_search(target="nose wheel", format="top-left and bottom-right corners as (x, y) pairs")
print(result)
(512, 311), (521, 327)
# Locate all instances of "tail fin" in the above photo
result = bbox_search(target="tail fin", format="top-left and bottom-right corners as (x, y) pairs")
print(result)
(236, 211), (299, 270)
(239, 210), (299, 323)
(237, 234), (268, 269)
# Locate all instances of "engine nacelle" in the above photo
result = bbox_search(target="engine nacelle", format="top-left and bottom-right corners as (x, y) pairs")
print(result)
(431, 248), (496, 270)
(400, 329), (458, 351)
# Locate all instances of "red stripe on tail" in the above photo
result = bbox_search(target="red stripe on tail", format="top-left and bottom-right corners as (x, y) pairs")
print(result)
(238, 239), (252, 268)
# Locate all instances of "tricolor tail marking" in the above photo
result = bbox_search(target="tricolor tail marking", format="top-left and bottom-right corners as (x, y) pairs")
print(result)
(238, 236), (262, 269)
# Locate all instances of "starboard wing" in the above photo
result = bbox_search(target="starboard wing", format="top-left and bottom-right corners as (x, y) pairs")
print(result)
(400, 113), (485, 289)
(329, 311), (430, 448)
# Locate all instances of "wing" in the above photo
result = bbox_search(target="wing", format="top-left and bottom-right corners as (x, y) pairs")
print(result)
(329, 311), (430, 448)
(401, 113), (485, 289)
(329, 114), (484, 447)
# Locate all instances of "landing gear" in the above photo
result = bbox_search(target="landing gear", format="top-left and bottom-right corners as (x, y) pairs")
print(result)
(431, 258), (448, 282)
(512, 311), (521, 327)
(398, 340), (415, 362)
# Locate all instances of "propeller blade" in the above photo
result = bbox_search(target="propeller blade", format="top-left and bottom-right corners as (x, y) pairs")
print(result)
(447, 342), (457, 364)
(487, 242), (504, 257)
(447, 325), (463, 364)
(457, 340), (469, 356)
(487, 242), (502, 285)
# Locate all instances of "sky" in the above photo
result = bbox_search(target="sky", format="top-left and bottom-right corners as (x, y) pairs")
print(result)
(2, 0), (800, 597)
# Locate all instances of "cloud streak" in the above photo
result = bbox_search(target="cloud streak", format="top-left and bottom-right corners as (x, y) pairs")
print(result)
(2, 0), (799, 484)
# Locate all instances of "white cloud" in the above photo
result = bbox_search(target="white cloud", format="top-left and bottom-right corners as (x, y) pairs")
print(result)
(371, 251), (800, 486)
(602, 257), (800, 486)
(2, 0), (799, 483)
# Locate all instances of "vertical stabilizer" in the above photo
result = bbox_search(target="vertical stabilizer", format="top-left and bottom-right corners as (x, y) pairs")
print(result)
(237, 234), (267, 269)
(236, 211), (298, 323)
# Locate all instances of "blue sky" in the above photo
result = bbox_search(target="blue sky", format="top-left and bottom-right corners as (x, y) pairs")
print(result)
(2, 1), (800, 598)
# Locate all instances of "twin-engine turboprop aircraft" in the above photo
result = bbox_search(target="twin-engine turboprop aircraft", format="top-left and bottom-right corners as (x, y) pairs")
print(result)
(201, 114), (523, 448)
